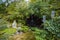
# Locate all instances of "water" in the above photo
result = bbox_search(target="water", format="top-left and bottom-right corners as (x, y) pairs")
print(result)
(43, 15), (46, 23)
(5, 2), (8, 7)
(25, 0), (29, 2)
(51, 10), (55, 18)
(12, 20), (17, 28)
(25, 0), (29, 6)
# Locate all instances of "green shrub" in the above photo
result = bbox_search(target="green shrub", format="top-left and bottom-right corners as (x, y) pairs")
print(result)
(0, 19), (7, 31)
(44, 18), (60, 40)
(31, 27), (48, 40)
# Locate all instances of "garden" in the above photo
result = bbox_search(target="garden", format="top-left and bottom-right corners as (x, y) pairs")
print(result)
(0, 0), (60, 40)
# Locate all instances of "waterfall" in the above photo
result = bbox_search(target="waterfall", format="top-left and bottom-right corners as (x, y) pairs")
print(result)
(51, 10), (55, 18)
(12, 20), (17, 28)
(43, 15), (46, 23)
(5, 2), (8, 7)
(51, 10), (55, 21)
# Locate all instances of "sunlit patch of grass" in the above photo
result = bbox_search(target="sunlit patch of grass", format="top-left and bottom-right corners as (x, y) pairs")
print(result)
(2, 28), (16, 35)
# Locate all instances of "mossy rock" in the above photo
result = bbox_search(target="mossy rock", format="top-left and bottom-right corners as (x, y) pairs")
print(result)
(8, 32), (36, 40)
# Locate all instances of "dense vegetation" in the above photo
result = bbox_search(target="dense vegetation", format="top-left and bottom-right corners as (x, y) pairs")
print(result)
(0, 0), (60, 40)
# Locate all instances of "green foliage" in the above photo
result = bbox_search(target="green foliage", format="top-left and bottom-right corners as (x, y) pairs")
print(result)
(0, 34), (10, 40)
(18, 26), (30, 32)
(0, 3), (6, 14)
(0, 28), (16, 40)
(2, 28), (16, 35)
(0, 19), (7, 31)
(0, 19), (16, 40)
(44, 18), (60, 40)
(0, 0), (60, 40)
(31, 27), (48, 40)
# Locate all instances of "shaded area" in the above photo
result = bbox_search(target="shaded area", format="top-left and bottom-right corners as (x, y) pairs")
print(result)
(26, 14), (43, 28)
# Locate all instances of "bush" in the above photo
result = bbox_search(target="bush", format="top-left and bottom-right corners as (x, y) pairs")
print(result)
(44, 18), (60, 40)
(31, 27), (48, 40)
(0, 19), (7, 31)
